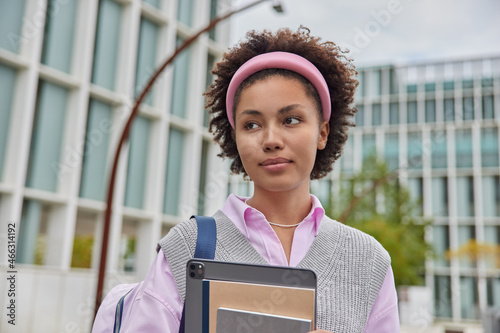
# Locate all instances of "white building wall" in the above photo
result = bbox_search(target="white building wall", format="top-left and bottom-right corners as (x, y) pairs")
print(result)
(0, 0), (232, 331)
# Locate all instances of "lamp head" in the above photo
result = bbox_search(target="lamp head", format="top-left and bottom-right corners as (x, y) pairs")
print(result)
(271, 0), (284, 13)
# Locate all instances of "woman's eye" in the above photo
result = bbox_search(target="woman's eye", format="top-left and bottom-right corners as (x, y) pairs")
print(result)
(284, 117), (300, 125)
(245, 122), (259, 130)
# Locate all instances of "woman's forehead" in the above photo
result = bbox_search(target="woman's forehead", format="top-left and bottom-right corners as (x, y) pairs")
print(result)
(235, 73), (322, 117)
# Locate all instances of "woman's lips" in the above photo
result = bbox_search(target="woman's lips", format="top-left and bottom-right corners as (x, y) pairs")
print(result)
(260, 158), (292, 171)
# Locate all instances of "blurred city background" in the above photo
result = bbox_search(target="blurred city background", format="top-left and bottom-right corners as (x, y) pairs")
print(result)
(0, 0), (499, 332)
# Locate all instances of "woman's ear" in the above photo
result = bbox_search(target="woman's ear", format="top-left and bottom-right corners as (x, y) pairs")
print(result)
(317, 121), (330, 150)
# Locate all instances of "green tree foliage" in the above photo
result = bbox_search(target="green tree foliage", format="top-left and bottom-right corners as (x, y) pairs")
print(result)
(327, 156), (432, 287)
(447, 239), (500, 271)
(71, 235), (94, 268)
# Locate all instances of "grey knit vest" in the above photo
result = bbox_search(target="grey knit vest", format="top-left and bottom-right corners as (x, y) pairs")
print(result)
(158, 210), (391, 332)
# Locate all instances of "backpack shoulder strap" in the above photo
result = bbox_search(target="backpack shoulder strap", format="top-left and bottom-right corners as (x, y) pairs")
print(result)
(113, 288), (133, 333)
(179, 215), (216, 333)
(192, 215), (217, 260)
(111, 216), (216, 333)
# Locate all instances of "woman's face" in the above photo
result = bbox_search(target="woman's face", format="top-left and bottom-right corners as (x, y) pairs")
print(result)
(233, 75), (329, 195)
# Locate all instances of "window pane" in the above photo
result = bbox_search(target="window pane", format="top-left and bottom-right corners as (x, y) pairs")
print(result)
(432, 177), (448, 216)
(355, 105), (364, 127)
(462, 96), (474, 121)
(79, 99), (112, 201)
(407, 83), (417, 94)
(384, 133), (399, 170)
(455, 129), (473, 168)
(209, 0), (218, 41)
(358, 71), (366, 97)
(431, 130), (447, 169)
(482, 77), (494, 88)
(434, 275), (452, 318)
(26, 81), (68, 192)
(17, 200), (50, 265)
(372, 70), (382, 96)
(0, 0), (26, 53)
(482, 176), (500, 217)
(444, 98), (455, 122)
(443, 81), (454, 91)
(177, 0), (194, 26)
(91, 0), (122, 90)
(487, 277), (500, 308)
(362, 134), (376, 160)
(170, 37), (191, 118)
(462, 79), (474, 89)
(340, 137), (354, 172)
(433, 226), (450, 268)
(372, 103), (382, 126)
(482, 95), (494, 119)
(425, 100), (436, 123)
(407, 101), (417, 124)
(135, 18), (159, 105)
(17, 200), (42, 264)
(204, 54), (216, 127)
(407, 177), (423, 215)
(164, 128), (184, 215)
(124, 116), (151, 209)
(237, 181), (252, 197)
(460, 276), (479, 319)
(71, 211), (97, 268)
(0, 64), (16, 181)
(143, 0), (160, 8)
(425, 82), (435, 92)
(389, 102), (399, 125)
(481, 127), (499, 167)
(312, 180), (331, 206)
(120, 219), (137, 272)
(41, 0), (78, 73)
(483, 226), (500, 245)
(389, 69), (398, 94)
(407, 132), (422, 169)
(198, 140), (210, 215)
(484, 226), (500, 269)
(457, 225), (476, 267)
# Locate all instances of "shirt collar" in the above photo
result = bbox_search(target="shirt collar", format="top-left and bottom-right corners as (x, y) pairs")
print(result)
(221, 193), (325, 238)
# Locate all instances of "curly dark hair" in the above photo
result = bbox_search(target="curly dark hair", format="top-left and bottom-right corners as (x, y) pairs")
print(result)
(205, 27), (358, 180)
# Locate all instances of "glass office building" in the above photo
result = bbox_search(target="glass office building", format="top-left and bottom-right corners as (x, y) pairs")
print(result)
(333, 56), (500, 322)
(0, 0), (230, 331)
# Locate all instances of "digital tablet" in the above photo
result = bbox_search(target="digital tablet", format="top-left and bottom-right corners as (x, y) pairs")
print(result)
(184, 259), (317, 333)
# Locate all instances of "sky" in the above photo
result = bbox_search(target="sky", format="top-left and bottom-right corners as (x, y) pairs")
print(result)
(228, 0), (500, 67)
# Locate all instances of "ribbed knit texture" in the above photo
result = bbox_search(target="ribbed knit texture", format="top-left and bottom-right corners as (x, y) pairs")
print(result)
(158, 210), (390, 332)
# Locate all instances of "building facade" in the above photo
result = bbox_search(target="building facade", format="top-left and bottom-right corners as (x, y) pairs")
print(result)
(336, 55), (500, 323)
(0, 0), (231, 331)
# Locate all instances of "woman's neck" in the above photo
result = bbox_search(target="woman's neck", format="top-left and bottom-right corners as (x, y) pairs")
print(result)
(246, 186), (312, 226)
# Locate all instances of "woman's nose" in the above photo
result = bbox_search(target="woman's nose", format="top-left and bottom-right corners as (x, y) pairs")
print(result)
(262, 126), (284, 151)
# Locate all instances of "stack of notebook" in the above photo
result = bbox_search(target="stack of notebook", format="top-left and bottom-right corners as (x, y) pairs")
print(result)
(207, 280), (315, 333)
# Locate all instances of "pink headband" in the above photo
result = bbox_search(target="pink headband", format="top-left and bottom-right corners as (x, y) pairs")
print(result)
(226, 51), (331, 128)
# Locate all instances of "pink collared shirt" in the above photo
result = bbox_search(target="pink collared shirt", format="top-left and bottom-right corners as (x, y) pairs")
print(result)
(93, 194), (399, 332)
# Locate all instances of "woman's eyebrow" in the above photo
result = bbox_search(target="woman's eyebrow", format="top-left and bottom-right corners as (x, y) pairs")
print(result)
(277, 104), (304, 115)
(239, 109), (262, 117)
(239, 104), (304, 117)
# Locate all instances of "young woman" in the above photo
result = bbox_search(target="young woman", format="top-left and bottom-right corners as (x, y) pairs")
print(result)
(95, 27), (399, 332)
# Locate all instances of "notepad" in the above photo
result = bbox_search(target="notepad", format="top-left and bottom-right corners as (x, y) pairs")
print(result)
(216, 307), (311, 333)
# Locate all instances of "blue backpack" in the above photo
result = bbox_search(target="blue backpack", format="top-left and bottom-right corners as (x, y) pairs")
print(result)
(93, 216), (216, 333)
